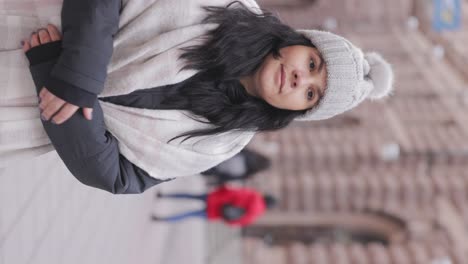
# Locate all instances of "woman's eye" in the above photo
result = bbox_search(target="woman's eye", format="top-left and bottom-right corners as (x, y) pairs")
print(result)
(307, 89), (314, 100)
(309, 59), (316, 71)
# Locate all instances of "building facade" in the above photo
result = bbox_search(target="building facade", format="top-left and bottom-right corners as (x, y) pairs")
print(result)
(242, 0), (468, 263)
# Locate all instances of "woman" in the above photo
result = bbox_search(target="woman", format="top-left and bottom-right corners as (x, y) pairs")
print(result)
(15, 0), (393, 194)
(151, 186), (276, 226)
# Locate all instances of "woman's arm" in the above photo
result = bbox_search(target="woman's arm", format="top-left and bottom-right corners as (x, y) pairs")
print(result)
(221, 204), (246, 221)
(26, 42), (169, 194)
(45, 0), (122, 108)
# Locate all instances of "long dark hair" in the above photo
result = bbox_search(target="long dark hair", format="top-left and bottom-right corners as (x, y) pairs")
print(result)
(162, 1), (315, 141)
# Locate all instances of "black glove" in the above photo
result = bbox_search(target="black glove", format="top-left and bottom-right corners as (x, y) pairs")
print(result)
(221, 204), (246, 221)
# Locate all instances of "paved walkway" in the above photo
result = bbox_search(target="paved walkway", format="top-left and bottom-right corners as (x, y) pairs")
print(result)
(0, 151), (208, 264)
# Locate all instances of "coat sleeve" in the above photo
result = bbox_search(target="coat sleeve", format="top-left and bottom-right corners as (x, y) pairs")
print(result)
(26, 43), (169, 194)
(44, 0), (122, 108)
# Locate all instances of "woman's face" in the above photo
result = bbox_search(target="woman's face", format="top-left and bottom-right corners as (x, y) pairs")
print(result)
(241, 45), (327, 111)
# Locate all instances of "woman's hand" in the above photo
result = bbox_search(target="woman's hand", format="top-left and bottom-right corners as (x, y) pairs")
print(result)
(23, 24), (93, 125)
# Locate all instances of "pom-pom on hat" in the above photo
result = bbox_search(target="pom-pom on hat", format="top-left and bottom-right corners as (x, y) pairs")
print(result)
(295, 30), (394, 121)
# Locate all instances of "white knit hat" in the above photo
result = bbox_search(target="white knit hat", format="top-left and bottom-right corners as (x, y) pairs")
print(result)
(295, 30), (394, 121)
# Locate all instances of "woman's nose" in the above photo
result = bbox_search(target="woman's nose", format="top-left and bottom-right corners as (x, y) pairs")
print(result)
(292, 70), (312, 89)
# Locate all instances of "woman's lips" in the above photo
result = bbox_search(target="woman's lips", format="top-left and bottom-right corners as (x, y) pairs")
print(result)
(279, 64), (285, 93)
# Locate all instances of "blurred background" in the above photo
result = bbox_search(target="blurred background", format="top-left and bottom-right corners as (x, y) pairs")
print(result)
(242, 0), (468, 263)
(1, 0), (467, 263)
